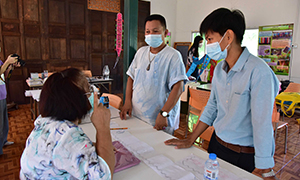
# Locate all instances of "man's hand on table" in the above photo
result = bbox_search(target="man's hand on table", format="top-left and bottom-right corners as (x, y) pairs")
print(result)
(120, 102), (132, 120)
(154, 113), (168, 130)
(164, 138), (194, 149)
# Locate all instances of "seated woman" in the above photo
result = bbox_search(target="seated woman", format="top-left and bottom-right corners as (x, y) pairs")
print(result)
(20, 68), (115, 179)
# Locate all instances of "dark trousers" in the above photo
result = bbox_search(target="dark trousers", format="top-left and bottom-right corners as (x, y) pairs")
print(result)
(207, 131), (255, 173)
(0, 99), (9, 155)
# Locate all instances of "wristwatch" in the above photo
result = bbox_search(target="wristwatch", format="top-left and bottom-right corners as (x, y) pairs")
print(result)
(160, 110), (169, 117)
(261, 169), (275, 178)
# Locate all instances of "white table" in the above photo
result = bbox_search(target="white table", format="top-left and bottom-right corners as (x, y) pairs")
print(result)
(79, 110), (261, 180)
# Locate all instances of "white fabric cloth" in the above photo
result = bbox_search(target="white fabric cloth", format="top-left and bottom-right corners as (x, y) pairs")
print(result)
(25, 90), (41, 102)
(127, 46), (188, 133)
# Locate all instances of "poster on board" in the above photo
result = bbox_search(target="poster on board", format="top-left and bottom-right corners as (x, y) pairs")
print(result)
(165, 32), (171, 46)
(258, 24), (293, 76)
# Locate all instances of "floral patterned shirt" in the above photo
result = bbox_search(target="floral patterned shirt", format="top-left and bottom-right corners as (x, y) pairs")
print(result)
(20, 116), (111, 180)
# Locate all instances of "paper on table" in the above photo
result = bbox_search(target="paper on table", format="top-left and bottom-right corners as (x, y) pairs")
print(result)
(111, 130), (154, 155)
(25, 90), (41, 102)
(143, 154), (196, 180)
(176, 154), (249, 180)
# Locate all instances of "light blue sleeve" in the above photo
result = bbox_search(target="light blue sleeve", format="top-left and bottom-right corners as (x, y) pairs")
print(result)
(168, 51), (188, 90)
(250, 67), (279, 169)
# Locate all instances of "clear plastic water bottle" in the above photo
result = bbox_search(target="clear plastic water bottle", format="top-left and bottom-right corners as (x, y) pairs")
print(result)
(103, 65), (110, 80)
(203, 153), (219, 180)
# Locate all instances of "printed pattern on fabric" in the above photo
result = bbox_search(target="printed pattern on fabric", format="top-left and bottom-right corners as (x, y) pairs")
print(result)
(20, 116), (111, 180)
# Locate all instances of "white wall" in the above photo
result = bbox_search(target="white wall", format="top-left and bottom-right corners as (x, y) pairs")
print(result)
(148, 0), (300, 82)
(148, 0), (177, 46)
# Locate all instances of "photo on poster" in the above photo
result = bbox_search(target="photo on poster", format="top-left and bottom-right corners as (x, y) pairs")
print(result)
(258, 45), (271, 56)
(258, 24), (293, 76)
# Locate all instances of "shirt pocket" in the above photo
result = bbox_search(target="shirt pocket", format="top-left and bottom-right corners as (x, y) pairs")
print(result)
(231, 90), (250, 110)
(132, 69), (140, 90)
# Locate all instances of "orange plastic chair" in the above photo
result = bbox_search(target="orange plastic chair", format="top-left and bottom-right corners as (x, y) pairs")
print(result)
(284, 82), (300, 93)
(272, 102), (288, 154)
(276, 82), (300, 133)
(186, 87), (213, 143)
(101, 93), (123, 110)
(82, 70), (92, 78)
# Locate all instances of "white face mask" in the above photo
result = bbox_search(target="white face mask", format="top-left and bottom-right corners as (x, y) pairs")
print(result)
(145, 34), (163, 48)
(199, 43), (203, 49)
(206, 31), (230, 60)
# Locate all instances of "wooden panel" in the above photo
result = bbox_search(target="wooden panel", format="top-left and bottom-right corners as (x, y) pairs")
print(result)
(92, 35), (102, 50)
(25, 37), (41, 59)
(23, 0), (39, 21)
(69, 3), (85, 25)
(49, 25), (66, 35)
(108, 35), (115, 51)
(7, 80), (26, 103)
(0, 0), (18, 19)
(70, 39), (85, 59)
(49, 38), (66, 59)
(1, 23), (19, 33)
(91, 54), (102, 76)
(24, 24), (40, 35)
(48, 0), (65, 23)
(3, 36), (21, 57)
(70, 26), (85, 35)
(91, 11), (102, 34)
(137, 0), (150, 49)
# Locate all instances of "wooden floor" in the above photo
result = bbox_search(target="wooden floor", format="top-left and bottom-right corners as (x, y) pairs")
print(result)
(1, 104), (300, 180)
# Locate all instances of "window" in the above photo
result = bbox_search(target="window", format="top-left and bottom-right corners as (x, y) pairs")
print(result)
(242, 29), (259, 56)
(191, 29), (259, 57)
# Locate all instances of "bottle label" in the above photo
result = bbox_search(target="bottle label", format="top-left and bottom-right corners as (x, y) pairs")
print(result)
(203, 168), (218, 180)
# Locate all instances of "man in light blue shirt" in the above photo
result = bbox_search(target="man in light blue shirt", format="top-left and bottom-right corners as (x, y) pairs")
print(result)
(165, 8), (279, 179)
(120, 14), (187, 135)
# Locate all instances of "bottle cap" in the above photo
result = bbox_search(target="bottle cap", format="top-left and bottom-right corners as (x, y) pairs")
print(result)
(209, 153), (217, 160)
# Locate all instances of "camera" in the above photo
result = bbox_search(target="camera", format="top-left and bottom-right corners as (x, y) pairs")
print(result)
(11, 54), (25, 66)
(99, 96), (109, 108)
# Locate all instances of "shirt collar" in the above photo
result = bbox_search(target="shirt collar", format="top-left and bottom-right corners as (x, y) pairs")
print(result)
(222, 47), (250, 72)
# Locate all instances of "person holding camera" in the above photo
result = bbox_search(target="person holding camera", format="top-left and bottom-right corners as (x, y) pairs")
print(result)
(0, 54), (20, 155)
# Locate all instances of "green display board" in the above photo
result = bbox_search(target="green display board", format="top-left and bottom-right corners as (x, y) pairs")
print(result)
(258, 24), (293, 76)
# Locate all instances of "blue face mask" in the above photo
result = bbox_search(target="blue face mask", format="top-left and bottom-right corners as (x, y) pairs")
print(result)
(88, 93), (94, 113)
(206, 31), (230, 60)
(145, 34), (163, 48)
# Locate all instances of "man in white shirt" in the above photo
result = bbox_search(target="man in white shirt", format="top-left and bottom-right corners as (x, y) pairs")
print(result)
(120, 14), (188, 135)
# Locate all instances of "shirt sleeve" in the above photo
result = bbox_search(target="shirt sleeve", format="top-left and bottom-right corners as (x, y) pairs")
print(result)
(167, 51), (188, 90)
(53, 127), (111, 180)
(126, 48), (142, 81)
(250, 67), (279, 169)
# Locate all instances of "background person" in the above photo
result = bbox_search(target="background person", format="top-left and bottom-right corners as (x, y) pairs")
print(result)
(165, 8), (279, 180)
(20, 68), (115, 179)
(186, 35), (203, 79)
(120, 14), (188, 135)
(0, 54), (19, 156)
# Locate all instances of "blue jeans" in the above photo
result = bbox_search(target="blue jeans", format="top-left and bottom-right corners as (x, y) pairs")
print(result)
(0, 99), (9, 155)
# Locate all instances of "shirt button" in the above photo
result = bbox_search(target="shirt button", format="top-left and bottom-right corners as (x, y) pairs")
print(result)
(154, 72), (156, 73)
(227, 83), (230, 85)
(155, 62), (157, 64)
(226, 100), (228, 103)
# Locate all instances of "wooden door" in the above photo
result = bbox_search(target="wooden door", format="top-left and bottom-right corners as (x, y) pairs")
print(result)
(0, 0), (27, 104)
(0, 0), (150, 104)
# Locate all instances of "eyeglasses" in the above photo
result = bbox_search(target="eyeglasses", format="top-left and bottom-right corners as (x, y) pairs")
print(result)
(84, 85), (100, 96)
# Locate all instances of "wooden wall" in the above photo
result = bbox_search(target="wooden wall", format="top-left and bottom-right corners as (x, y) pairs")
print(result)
(0, 0), (150, 104)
